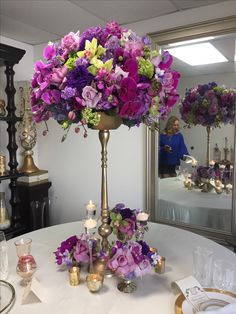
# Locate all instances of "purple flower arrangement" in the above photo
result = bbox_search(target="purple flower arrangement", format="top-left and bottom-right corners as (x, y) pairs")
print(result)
(31, 21), (180, 139)
(180, 82), (236, 128)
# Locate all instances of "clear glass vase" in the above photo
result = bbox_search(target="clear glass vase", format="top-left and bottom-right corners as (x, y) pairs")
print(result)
(14, 238), (37, 286)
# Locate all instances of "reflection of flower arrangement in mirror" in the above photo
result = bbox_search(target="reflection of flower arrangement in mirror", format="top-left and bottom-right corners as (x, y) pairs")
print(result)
(180, 82), (236, 128)
(31, 21), (180, 140)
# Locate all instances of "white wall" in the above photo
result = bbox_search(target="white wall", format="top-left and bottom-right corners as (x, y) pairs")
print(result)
(1, 0), (236, 224)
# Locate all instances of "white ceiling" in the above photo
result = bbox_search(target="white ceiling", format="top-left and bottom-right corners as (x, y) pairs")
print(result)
(0, 0), (227, 45)
(0, 0), (235, 77)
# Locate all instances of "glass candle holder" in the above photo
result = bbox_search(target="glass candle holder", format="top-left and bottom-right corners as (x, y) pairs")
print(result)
(135, 211), (149, 241)
(155, 256), (165, 274)
(83, 218), (97, 236)
(69, 266), (80, 286)
(85, 200), (97, 219)
(86, 273), (103, 292)
(14, 238), (37, 286)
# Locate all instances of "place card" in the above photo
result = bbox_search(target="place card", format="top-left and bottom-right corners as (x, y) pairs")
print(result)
(172, 275), (209, 312)
(22, 277), (46, 304)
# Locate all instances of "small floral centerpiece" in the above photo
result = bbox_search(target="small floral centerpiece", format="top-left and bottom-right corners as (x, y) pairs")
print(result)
(107, 240), (160, 280)
(31, 21), (180, 139)
(109, 203), (137, 242)
(54, 234), (99, 267)
(180, 82), (236, 128)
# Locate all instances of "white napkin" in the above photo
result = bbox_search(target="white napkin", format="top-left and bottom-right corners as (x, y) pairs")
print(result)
(197, 302), (236, 314)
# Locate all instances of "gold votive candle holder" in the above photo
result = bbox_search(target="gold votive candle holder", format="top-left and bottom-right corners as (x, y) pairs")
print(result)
(0, 155), (6, 175)
(69, 266), (80, 286)
(155, 256), (165, 274)
(86, 273), (103, 292)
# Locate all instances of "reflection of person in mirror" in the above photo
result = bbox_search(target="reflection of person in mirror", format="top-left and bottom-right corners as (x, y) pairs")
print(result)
(159, 116), (189, 178)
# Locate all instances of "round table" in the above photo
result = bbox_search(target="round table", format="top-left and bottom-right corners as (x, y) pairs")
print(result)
(5, 222), (236, 314)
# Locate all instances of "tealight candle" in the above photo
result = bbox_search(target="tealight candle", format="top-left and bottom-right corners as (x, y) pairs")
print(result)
(137, 212), (149, 222)
(84, 218), (97, 229)
(86, 200), (96, 212)
(69, 266), (80, 286)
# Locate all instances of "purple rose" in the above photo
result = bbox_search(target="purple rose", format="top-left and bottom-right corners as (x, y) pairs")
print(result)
(73, 239), (89, 263)
(107, 247), (136, 277)
(82, 86), (102, 108)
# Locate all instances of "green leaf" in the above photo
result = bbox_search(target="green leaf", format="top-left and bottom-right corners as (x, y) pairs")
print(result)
(110, 212), (117, 221)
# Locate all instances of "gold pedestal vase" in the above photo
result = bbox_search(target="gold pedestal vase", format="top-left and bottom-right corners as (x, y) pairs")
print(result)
(117, 278), (137, 293)
(91, 112), (122, 254)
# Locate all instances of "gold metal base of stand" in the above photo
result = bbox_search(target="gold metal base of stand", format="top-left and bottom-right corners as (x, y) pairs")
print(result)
(19, 155), (39, 174)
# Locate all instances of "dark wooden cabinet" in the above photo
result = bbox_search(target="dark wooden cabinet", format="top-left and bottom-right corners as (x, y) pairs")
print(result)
(0, 43), (27, 238)
(17, 181), (52, 232)
(0, 44), (52, 239)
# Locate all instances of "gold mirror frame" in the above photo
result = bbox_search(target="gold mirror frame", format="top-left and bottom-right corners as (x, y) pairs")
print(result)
(146, 15), (236, 245)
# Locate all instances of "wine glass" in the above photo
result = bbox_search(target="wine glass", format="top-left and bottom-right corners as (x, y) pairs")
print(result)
(14, 238), (37, 286)
(0, 231), (8, 280)
(175, 165), (181, 179)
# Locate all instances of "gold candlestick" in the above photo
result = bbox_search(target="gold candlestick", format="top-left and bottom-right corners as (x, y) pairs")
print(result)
(98, 130), (111, 254)
(206, 126), (211, 167)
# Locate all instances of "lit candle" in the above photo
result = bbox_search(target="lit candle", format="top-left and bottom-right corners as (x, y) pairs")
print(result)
(86, 273), (103, 292)
(86, 200), (96, 212)
(84, 218), (97, 229)
(137, 212), (149, 222)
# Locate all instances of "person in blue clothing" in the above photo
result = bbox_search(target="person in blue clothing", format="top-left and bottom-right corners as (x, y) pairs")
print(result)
(159, 116), (189, 178)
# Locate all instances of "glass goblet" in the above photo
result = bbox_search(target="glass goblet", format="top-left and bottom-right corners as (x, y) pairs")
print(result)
(175, 165), (181, 178)
(14, 238), (37, 286)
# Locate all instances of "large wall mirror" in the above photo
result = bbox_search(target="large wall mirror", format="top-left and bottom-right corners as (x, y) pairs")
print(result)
(147, 16), (236, 245)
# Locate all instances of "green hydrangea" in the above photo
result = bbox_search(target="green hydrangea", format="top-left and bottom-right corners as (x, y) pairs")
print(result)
(138, 57), (154, 79)
(82, 108), (100, 126)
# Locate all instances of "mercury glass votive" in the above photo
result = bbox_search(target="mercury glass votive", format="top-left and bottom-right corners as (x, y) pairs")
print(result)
(86, 273), (104, 292)
(69, 266), (80, 286)
(155, 256), (165, 274)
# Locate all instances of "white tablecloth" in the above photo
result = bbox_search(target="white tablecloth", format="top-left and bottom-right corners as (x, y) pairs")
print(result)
(157, 178), (232, 231)
(5, 222), (236, 314)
